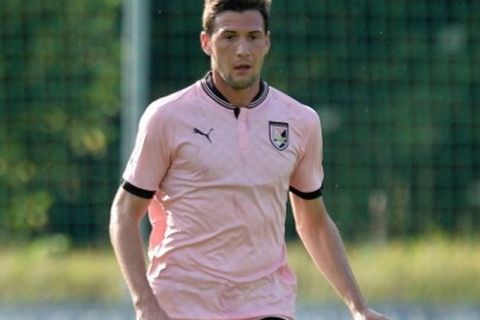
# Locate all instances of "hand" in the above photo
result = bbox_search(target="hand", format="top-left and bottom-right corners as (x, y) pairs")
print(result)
(352, 308), (392, 320)
(136, 307), (169, 320)
(135, 297), (170, 320)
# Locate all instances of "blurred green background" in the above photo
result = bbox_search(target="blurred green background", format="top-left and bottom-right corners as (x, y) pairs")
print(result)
(1, 0), (478, 245)
(1, 2), (480, 312)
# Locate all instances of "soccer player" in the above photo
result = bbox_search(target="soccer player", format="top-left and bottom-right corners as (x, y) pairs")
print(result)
(109, 1), (391, 319)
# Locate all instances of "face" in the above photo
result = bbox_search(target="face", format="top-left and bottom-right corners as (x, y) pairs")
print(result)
(201, 10), (270, 90)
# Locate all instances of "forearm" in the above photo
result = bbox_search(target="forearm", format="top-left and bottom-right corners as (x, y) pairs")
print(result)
(298, 215), (367, 314)
(110, 214), (156, 308)
(109, 189), (169, 320)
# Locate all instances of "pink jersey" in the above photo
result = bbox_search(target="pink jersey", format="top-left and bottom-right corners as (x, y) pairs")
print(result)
(122, 74), (324, 320)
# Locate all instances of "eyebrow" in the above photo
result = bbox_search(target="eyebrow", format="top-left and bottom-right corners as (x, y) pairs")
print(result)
(220, 29), (264, 35)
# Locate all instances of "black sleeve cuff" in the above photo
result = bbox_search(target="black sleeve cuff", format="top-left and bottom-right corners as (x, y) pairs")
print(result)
(121, 181), (156, 199)
(289, 185), (323, 200)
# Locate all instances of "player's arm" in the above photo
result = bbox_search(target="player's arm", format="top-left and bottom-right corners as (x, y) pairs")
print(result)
(289, 193), (391, 320)
(109, 186), (169, 320)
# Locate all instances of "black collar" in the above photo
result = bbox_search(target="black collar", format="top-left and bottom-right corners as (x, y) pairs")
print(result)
(200, 71), (269, 110)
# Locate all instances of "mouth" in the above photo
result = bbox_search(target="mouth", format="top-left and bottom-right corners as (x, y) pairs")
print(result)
(234, 64), (252, 71)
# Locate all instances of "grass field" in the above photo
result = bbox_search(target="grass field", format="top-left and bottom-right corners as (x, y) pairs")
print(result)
(289, 234), (480, 305)
(1, 234), (479, 304)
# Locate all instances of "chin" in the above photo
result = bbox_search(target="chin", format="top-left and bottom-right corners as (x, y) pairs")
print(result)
(228, 76), (258, 90)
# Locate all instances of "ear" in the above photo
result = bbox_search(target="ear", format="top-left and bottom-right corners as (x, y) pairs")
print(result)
(200, 31), (212, 56)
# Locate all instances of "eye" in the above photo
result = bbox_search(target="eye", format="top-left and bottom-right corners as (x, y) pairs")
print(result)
(248, 33), (262, 40)
(222, 33), (236, 40)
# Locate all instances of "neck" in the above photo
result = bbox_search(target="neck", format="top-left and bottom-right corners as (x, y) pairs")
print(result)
(212, 71), (260, 108)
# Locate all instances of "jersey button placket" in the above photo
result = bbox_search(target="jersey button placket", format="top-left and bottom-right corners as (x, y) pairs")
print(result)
(237, 109), (249, 165)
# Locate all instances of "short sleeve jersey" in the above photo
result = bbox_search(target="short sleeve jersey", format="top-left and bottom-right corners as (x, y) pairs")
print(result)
(122, 73), (324, 320)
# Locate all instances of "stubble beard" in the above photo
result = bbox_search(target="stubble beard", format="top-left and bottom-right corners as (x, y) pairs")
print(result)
(223, 72), (259, 90)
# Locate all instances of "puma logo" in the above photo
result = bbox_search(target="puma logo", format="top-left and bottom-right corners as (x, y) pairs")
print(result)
(193, 127), (214, 144)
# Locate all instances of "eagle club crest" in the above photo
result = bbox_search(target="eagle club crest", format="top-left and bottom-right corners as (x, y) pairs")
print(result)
(269, 121), (289, 151)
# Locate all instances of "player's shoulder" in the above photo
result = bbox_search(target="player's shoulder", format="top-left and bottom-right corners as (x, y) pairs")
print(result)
(268, 86), (320, 121)
(141, 81), (200, 123)
(148, 83), (198, 113)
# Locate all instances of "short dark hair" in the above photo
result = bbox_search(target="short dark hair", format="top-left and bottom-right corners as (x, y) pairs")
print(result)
(202, 0), (272, 35)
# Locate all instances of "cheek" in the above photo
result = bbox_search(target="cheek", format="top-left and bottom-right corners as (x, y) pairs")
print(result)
(254, 50), (267, 64)
(213, 48), (232, 64)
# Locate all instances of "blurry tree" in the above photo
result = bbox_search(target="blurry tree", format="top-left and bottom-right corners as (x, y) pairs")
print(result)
(0, 0), (121, 242)
(2, 0), (478, 244)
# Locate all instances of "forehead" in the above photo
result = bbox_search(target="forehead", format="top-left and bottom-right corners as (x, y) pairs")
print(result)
(212, 10), (265, 33)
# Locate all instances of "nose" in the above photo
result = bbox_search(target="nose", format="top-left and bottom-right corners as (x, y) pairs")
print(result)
(236, 38), (251, 57)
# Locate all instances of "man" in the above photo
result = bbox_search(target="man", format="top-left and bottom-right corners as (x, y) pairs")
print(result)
(110, 1), (391, 319)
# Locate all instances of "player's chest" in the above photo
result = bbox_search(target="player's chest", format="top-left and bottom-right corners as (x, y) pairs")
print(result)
(169, 113), (300, 184)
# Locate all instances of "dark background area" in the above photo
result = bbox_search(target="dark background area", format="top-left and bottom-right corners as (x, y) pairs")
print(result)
(1, 0), (479, 245)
